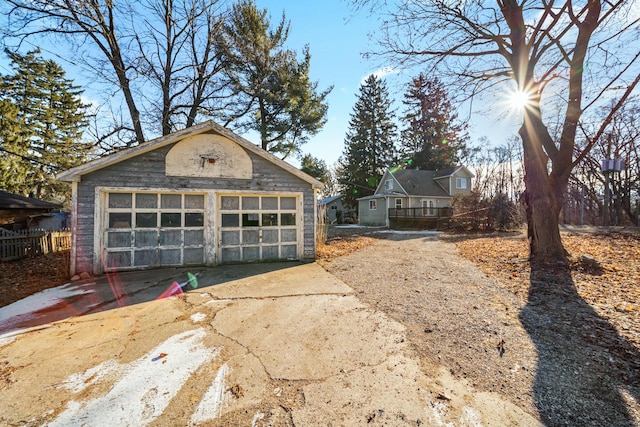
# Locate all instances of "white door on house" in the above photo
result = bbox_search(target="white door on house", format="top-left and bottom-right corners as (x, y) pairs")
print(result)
(102, 192), (206, 271)
(218, 194), (301, 263)
(422, 199), (435, 216)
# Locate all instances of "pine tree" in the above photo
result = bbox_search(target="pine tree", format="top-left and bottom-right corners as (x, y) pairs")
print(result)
(0, 100), (31, 195)
(338, 75), (397, 207)
(400, 74), (467, 170)
(217, 0), (331, 159)
(0, 49), (91, 202)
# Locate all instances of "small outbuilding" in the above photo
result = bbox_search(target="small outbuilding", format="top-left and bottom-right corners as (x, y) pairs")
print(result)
(58, 121), (323, 276)
(0, 190), (62, 230)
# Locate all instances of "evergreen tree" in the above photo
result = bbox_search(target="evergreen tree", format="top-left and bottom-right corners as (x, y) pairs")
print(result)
(217, 0), (331, 159)
(0, 49), (91, 201)
(400, 74), (468, 170)
(338, 75), (397, 207)
(0, 100), (31, 195)
(300, 153), (330, 185)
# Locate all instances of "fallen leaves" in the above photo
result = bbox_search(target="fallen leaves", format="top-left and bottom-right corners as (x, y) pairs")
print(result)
(455, 230), (640, 348)
(316, 236), (377, 265)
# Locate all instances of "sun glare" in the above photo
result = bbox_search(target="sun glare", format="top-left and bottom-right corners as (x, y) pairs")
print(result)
(510, 90), (533, 110)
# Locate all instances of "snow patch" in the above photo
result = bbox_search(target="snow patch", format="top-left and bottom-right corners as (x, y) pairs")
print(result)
(190, 312), (207, 323)
(0, 283), (95, 330)
(59, 359), (120, 394)
(190, 363), (229, 424)
(49, 328), (218, 427)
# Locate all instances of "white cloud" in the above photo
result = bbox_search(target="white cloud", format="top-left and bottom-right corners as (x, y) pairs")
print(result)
(360, 66), (398, 84)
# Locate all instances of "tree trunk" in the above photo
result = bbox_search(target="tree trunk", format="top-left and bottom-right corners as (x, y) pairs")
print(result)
(520, 124), (567, 262)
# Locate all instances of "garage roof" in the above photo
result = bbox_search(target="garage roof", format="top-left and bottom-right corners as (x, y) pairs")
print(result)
(57, 121), (323, 189)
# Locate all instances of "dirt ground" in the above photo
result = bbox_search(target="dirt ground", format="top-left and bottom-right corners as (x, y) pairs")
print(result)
(319, 226), (640, 426)
(2, 226), (640, 426)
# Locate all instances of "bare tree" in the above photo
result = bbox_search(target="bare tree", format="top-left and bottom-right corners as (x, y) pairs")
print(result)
(353, 0), (640, 260)
(569, 100), (640, 225)
(2, 0), (227, 149)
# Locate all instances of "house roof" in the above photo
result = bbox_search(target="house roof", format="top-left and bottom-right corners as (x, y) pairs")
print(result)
(391, 169), (451, 197)
(318, 194), (342, 205)
(57, 120), (323, 189)
(433, 165), (474, 179)
(0, 190), (62, 210)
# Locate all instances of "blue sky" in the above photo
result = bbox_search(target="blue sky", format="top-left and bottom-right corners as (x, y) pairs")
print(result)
(253, 0), (522, 167)
(0, 0), (523, 168)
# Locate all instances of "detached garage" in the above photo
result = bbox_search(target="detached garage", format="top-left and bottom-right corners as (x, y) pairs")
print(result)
(58, 121), (323, 276)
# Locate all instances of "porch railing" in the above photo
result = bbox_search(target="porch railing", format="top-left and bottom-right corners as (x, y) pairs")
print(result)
(388, 207), (453, 220)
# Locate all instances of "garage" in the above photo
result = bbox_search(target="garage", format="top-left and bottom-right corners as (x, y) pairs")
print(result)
(102, 191), (207, 270)
(218, 194), (301, 263)
(58, 121), (321, 276)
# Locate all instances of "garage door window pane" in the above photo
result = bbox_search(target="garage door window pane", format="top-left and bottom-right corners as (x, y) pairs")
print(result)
(107, 232), (131, 248)
(185, 194), (204, 209)
(281, 213), (296, 226)
(135, 231), (157, 248)
(280, 197), (296, 210)
(109, 212), (131, 228)
(136, 194), (157, 208)
(161, 212), (181, 227)
(281, 229), (297, 243)
(262, 229), (278, 244)
(106, 251), (131, 268)
(109, 193), (132, 209)
(282, 245), (297, 259)
(222, 247), (241, 262)
(243, 230), (259, 244)
(242, 197), (259, 210)
(262, 197), (278, 210)
(262, 213), (278, 227)
(184, 248), (203, 264)
(134, 250), (157, 266)
(222, 214), (239, 227)
(243, 246), (260, 261)
(262, 246), (279, 259)
(136, 212), (157, 228)
(221, 230), (240, 245)
(160, 230), (182, 246)
(184, 230), (203, 246)
(221, 196), (239, 210)
(160, 249), (181, 265)
(242, 213), (259, 227)
(185, 213), (204, 227)
(161, 194), (182, 209)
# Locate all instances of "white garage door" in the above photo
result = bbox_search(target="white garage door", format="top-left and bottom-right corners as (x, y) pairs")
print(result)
(103, 192), (206, 270)
(218, 194), (300, 263)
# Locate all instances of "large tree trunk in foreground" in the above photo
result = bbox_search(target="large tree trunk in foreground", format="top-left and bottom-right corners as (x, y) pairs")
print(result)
(520, 123), (568, 262)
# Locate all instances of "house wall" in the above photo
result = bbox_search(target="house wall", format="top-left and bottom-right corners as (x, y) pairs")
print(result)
(73, 139), (316, 274)
(405, 197), (452, 209)
(451, 169), (473, 196)
(324, 199), (344, 223)
(358, 197), (387, 226)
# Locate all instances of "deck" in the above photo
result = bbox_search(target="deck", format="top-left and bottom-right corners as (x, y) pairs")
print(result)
(388, 207), (453, 230)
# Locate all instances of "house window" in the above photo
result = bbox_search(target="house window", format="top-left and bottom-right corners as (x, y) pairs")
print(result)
(395, 198), (403, 209)
(369, 200), (377, 210)
(456, 177), (468, 189)
(384, 179), (392, 190)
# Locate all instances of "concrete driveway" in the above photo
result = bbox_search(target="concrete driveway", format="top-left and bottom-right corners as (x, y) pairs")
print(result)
(0, 262), (539, 426)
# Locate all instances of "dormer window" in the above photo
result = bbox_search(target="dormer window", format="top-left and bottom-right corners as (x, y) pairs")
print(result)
(384, 179), (393, 190)
(456, 177), (468, 189)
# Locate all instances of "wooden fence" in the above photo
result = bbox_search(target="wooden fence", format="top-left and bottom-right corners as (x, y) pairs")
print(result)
(0, 229), (72, 262)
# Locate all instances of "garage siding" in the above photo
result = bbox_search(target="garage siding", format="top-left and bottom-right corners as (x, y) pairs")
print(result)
(74, 142), (316, 274)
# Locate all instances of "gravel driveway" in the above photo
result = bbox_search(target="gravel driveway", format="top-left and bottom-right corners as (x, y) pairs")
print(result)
(323, 230), (640, 426)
